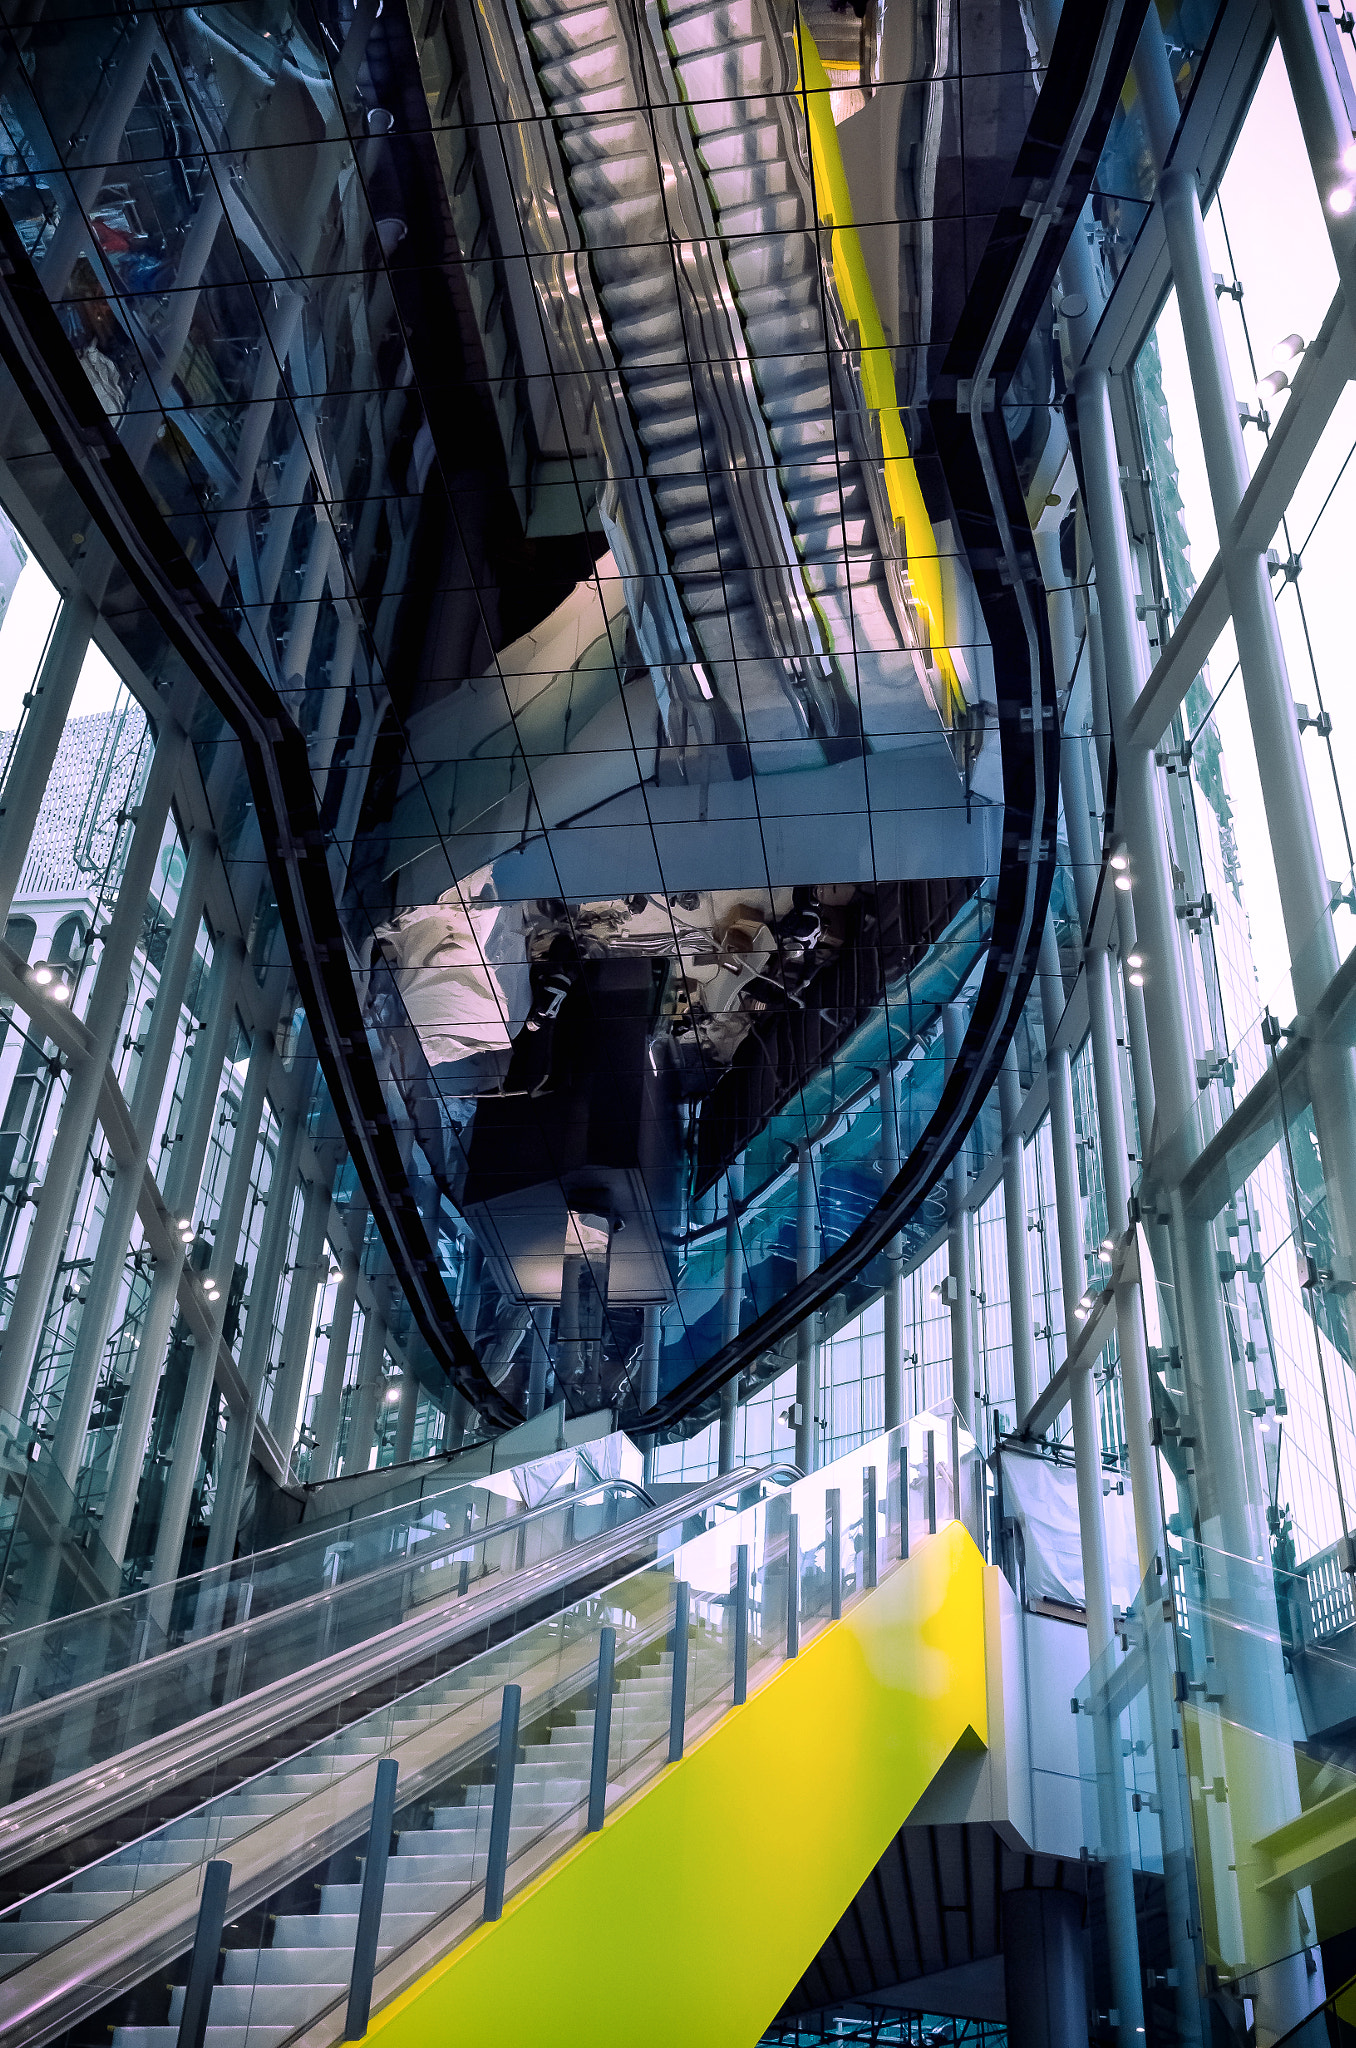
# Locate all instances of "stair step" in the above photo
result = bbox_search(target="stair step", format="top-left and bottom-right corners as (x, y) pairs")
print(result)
(271, 1913), (430, 1948)
(113, 2029), (294, 2047)
(168, 1982), (336, 2027)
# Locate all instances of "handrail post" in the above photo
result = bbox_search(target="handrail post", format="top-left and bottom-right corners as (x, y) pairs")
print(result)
(786, 1513), (799, 1658)
(927, 1431), (937, 1534)
(951, 1412), (961, 1524)
(344, 1757), (398, 2041)
(733, 1543), (749, 1705)
(176, 1858), (231, 2048)
(484, 1683), (520, 1920)
(667, 1581), (690, 1763)
(863, 1466), (878, 1590)
(587, 1626), (615, 1831)
(827, 1487), (842, 1619)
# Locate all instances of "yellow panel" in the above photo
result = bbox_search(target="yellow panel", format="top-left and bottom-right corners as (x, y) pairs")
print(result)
(367, 1524), (990, 2048)
(792, 22), (961, 719)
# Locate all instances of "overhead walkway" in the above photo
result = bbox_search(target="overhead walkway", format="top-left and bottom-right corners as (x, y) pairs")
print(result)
(0, 1421), (1008, 2048)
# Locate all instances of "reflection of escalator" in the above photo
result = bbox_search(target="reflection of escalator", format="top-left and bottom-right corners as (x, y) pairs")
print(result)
(0, 1431), (995, 2047)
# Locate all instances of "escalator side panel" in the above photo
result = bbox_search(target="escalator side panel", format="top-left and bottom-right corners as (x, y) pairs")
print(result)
(365, 1524), (990, 2048)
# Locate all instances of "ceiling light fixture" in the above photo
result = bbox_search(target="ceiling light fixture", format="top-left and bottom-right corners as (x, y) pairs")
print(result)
(1129, 970), (1145, 987)
(29, 963), (52, 986)
(1115, 873), (1132, 893)
(1330, 187), (1354, 215)
(1109, 850), (1129, 872)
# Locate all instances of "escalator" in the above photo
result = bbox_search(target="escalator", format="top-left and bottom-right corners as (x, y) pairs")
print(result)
(0, 1431), (647, 1724)
(0, 1423), (998, 2046)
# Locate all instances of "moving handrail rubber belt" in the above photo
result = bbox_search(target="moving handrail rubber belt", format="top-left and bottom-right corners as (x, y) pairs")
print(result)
(0, 1467), (782, 1905)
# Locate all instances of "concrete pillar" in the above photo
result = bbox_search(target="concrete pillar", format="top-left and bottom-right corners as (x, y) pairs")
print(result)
(999, 1048), (1038, 1424)
(1002, 1887), (1087, 2048)
(49, 830), (213, 1486)
(942, 1004), (976, 1432)
(718, 1161), (744, 1474)
(639, 1302), (661, 1489)
(0, 723), (187, 1421)
(794, 1143), (818, 1473)
(879, 1062), (904, 1431)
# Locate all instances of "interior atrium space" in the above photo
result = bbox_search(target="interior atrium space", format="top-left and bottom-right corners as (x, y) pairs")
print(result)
(1, 0), (1356, 2044)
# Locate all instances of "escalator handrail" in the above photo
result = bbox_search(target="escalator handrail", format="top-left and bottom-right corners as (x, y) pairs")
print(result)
(0, 1465), (776, 1884)
(0, 1478), (655, 1725)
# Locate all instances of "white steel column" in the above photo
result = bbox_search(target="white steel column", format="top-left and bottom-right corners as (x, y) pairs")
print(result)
(942, 1004), (976, 1432)
(639, 1302), (661, 1489)
(0, 593), (97, 927)
(149, 1032), (273, 1587)
(794, 1142), (818, 1473)
(1038, 922), (1146, 2048)
(879, 1061), (904, 1430)
(99, 1253), (184, 1564)
(49, 830), (213, 1485)
(393, 1371), (419, 1465)
(525, 1305), (551, 1420)
(999, 1048), (1038, 1423)
(1159, 160), (1356, 1274)
(306, 1257), (359, 1486)
(0, 724), (187, 1421)
(266, 1179), (331, 1459)
(342, 1310), (387, 1475)
(718, 1160), (744, 1475)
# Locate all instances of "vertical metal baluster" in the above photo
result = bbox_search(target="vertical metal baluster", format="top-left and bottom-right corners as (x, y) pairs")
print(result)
(863, 1466), (878, 1590)
(344, 1757), (398, 2040)
(587, 1627), (615, 1831)
(483, 1683), (520, 1920)
(733, 1543), (749, 1706)
(786, 1513), (800, 1658)
(827, 1487), (842, 1620)
(951, 1412), (961, 1525)
(176, 1859), (231, 2048)
(668, 1582), (690, 1763)
(927, 1431), (937, 1534)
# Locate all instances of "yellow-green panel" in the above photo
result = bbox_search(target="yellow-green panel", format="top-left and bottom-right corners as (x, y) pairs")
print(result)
(367, 1523), (990, 2048)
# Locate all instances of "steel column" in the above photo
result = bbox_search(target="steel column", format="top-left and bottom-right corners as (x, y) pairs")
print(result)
(794, 1144), (818, 1472)
(718, 1161), (744, 1474)
(942, 1004), (976, 1431)
(999, 1047), (1038, 1422)
(879, 1062), (904, 1430)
